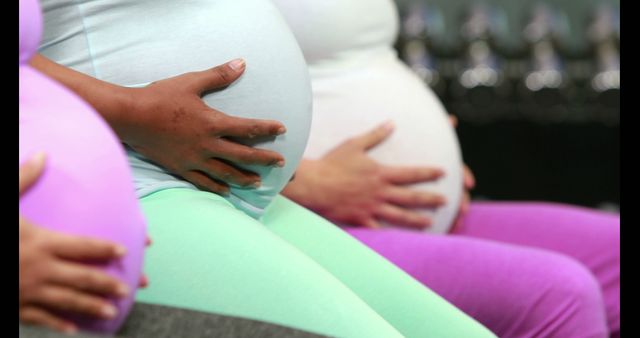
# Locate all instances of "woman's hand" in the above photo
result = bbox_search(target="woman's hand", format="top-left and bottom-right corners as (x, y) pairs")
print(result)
(122, 59), (287, 194)
(19, 154), (131, 334)
(283, 121), (446, 229)
(448, 115), (476, 232)
(451, 164), (475, 231)
(30, 56), (286, 195)
(139, 236), (152, 289)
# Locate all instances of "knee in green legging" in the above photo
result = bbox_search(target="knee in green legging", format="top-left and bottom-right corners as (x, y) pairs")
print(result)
(136, 189), (401, 337)
(137, 189), (495, 338)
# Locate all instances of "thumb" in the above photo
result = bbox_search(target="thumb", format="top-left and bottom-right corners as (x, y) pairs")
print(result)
(189, 58), (246, 94)
(463, 164), (476, 190)
(19, 152), (46, 196)
(351, 120), (395, 151)
(448, 114), (458, 128)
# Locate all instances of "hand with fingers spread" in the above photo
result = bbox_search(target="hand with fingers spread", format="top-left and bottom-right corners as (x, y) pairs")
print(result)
(283, 121), (446, 230)
(19, 154), (132, 334)
(30, 56), (286, 195)
(123, 59), (287, 194)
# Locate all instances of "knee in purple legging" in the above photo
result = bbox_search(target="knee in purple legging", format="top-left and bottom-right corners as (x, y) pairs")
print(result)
(511, 252), (608, 338)
(457, 202), (620, 334)
(346, 227), (613, 338)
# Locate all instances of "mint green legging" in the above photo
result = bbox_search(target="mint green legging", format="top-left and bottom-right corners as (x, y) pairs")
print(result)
(135, 188), (495, 338)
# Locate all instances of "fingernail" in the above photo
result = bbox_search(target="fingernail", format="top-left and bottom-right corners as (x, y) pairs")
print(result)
(276, 160), (285, 168)
(252, 180), (261, 188)
(101, 304), (118, 318)
(277, 127), (287, 135)
(28, 152), (46, 165)
(114, 245), (127, 257)
(228, 58), (245, 71)
(382, 120), (395, 132)
(116, 284), (130, 297)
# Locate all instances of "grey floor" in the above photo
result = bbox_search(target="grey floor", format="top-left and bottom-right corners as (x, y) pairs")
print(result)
(19, 303), (328, 338)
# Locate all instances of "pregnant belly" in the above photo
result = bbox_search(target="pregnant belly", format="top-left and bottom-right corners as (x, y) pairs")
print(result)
(47, 0), (313, 216)
(19, 66), (146, 332)
(305, 54), (463, 233)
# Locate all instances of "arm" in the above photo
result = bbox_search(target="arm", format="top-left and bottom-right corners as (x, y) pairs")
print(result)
(29, 54), (134, 139)
(30, 55), (286, 194)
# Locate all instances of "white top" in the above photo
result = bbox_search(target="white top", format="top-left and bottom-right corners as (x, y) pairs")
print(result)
(38, 0), (312, 218)
(272, 0), (463, 233)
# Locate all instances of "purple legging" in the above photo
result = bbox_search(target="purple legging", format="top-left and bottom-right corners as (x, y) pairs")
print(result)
(346, 202), (620, 338)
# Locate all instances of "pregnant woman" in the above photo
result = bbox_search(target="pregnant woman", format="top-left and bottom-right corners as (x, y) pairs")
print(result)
(19, 0), (147, 332)
(33, 0), (495, 337)
(272, 0), (620, 337)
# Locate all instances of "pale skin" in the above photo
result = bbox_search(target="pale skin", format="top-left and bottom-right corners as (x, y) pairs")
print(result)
(30, 55), (286, 195)
(283, 118), (475, 231)
(19, 153), (149, 334)
(283, 121), (446, 229)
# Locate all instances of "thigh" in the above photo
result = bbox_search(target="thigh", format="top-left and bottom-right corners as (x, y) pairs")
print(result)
(455, 201), (620, 332)
(262, 195), (495, 338)
(454, 202), (619, 263)
(346, 228), (608, 338)
(135, 188), (402, 338)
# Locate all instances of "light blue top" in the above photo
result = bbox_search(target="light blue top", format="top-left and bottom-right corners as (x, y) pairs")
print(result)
(38, 0), (312, 218)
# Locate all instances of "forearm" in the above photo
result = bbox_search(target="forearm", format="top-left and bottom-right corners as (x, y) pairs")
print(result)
(29, 54), (137, 141)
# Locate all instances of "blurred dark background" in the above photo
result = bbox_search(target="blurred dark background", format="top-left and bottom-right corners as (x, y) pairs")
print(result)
(393, 0), (619, 211)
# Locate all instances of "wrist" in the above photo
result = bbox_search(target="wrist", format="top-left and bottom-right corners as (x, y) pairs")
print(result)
(282, 159), (323, 207)
(103, 86), (148, 145)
